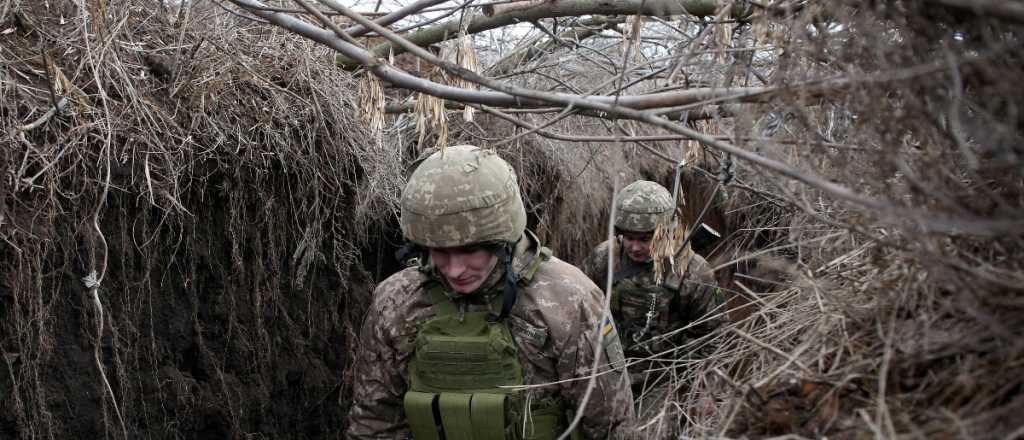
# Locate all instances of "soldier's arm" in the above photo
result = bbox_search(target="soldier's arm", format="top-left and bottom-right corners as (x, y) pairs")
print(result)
(557, 285), (636, 439)
(580, 241), (613, 289)
(679, 259), (726, 341)
(346, 287), (411, 439)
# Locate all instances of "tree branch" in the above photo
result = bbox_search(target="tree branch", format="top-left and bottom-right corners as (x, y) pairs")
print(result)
(339, 0), (450, 38)
(229, 0), (1024, 236)
(334, 0), (741, 68)
(231, 0), (782, 109)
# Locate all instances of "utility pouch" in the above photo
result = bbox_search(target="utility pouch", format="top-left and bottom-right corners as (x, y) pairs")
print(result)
(405, 277), (576, 440)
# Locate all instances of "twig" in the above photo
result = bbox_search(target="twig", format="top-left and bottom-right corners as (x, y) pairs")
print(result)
(239, 4), (385, 16)
(16, 97), (68, 132)
(294, 0), (360, 46)
(341, 0), (449, 38)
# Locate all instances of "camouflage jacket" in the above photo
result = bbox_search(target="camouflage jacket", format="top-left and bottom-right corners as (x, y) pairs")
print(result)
(581, 239), (724, 359)
(346, 233), (635, 439)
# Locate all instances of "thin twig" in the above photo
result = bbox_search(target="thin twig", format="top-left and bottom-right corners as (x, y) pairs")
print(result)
(16, 97), (68, 132)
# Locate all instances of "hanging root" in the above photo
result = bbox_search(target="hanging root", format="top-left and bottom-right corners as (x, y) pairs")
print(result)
(82, 274), (128, 440)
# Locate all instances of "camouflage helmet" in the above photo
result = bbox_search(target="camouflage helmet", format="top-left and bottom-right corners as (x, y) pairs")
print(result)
(400, 145), (527, 248)
(614, 180), (673, 232)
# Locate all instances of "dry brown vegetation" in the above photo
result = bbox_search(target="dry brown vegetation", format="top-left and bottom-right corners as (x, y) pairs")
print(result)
(3, 0), (1023, 439)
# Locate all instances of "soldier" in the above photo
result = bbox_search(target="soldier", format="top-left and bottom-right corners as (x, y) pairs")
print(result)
(581, 180), (725, 394)
(347, 145), (635, 439)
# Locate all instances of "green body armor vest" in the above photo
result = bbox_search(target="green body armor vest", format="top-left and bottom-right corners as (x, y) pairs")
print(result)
(404, 248), (578, 440)
(611, 254), (687, 356)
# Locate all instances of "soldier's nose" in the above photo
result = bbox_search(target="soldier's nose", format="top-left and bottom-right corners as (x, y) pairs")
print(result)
(445, 256), (468, 278)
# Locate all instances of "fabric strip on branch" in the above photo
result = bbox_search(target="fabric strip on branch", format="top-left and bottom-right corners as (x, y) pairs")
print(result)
(414, 55), (450, 150)
(626, 15), (643, 64)
(715, 19), (733, 64)
(456, 31), (479, 122)
(651, 209), (693, 284)
(414, 90), (448, 150)
(358, 73), (386, 146)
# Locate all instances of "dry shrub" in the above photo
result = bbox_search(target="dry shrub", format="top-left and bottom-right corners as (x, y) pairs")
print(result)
(621, 3), (1024, 439)
(0, 1), (395, 437)
(3, 0), (1023, 439)
(441, 3), (1023, 439)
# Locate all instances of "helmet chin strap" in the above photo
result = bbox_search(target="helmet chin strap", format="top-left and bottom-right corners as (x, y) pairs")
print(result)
(488, 242), (519, 322)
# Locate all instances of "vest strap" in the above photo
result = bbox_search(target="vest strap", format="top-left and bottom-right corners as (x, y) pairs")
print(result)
(518, 246), (552, 284)
(426, 284), (458, 317)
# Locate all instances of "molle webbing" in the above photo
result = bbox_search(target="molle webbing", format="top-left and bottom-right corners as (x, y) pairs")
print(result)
(407, 305), (523, 392)
(405, 247), (573, 440)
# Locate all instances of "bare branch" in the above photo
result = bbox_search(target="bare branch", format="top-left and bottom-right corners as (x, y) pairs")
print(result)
(334, 0), (740, 68)
(16, 97), (69, 132)
(338, 0), (450, 38)
(229, 0), (779, 109)
(230, 0), (1024, 235)
(238, 3), (385, 17)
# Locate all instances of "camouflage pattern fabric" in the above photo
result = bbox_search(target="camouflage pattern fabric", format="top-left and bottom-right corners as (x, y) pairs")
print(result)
(347, 233), (636, 439)
(614, 181), (673, 233)
(581, 239), (724, 372)
(401, 145), (527, 248)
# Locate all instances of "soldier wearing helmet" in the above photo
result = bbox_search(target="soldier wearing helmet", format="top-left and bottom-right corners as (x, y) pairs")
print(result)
(347, 145), (635, 439)
(581, 180), (725, 390)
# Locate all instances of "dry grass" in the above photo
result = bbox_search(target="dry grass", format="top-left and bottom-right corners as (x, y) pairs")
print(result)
(1, 0), (387, 437)
(423, 3), (1024, 439)
(2, 0), (1023, 439)
(569, 4), (1024, 439)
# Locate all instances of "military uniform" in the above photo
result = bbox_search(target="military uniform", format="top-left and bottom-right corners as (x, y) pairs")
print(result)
(346, 145), (634, 439)
(581, 181), (725, 382)
(581, 239), (723, 362)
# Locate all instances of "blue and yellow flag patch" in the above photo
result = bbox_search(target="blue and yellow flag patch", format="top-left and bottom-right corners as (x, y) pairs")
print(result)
(599, 317), (626, 367)
(601, 317), (615, 337)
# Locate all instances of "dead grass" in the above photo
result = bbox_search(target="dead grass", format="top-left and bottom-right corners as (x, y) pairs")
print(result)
(420, 3), (1024, 439)
(2, 0), (1023, 439)
(1, 0), (386, 437)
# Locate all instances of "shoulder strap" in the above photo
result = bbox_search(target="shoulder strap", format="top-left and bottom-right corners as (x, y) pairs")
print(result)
(518, 246), (552, 285)
(426, 283), (458, 317)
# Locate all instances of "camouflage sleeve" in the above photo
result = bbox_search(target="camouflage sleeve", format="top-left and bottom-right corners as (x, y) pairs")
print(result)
(580, 241), (611, 289)
(345, 281), (412, 439)
(556, 284), (637, 439)
(677, 256), (726, 342)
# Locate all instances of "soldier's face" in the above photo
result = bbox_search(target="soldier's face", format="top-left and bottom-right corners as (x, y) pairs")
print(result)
(429, 247), (499, 294)
(621, 232), (653, 263)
